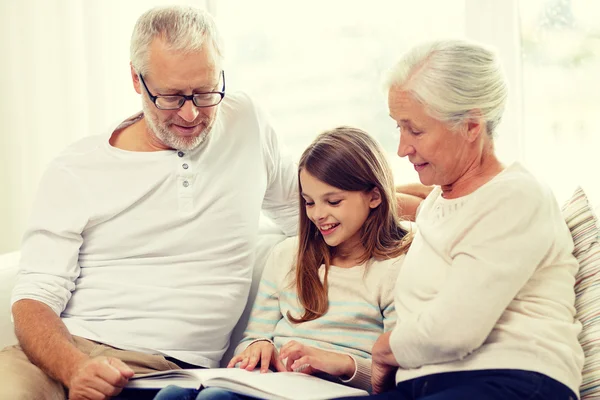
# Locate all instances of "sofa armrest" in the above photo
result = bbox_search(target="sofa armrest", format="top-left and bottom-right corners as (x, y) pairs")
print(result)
(0, 251), (20, 349)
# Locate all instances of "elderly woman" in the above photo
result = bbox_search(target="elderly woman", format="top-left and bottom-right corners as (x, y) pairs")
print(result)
(367, 40), (583, 400)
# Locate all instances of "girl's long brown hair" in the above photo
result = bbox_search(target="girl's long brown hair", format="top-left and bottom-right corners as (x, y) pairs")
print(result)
(288, 126), (412, 323)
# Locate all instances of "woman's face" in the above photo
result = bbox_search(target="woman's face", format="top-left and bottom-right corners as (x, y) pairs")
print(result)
(388, 87), (471, 187)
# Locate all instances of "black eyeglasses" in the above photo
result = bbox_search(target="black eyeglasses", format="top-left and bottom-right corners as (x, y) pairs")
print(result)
(138, 70), (226, 110)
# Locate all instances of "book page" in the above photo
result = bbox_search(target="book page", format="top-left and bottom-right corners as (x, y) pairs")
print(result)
(128, 368), (368, 399)
(206, 371), (368, 400)
(126, 368), (261, 389)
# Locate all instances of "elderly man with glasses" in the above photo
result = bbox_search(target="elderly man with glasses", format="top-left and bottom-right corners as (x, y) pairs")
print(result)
(0, 6), (299, 400)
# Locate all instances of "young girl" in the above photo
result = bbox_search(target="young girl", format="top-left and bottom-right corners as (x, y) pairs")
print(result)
(154, 126), (412, 400)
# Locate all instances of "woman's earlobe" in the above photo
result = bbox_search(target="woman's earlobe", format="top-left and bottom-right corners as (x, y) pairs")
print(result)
(465, 110), (484, 142)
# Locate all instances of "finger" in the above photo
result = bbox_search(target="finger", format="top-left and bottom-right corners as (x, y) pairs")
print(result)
(107, 358), (134, 378)
(290, 355), (313, 372)
(227, 355), (243, 368)
(278, 341), (291, 355)
(271, 354), (288, 372)
(238, 357), (250, 369)
(278, 340), (300, 356)
(259, 348), (273, 373)
(87, 370), (125, 397)
(245, 353), (260, 371)
(291, 355), (311, 370)
(96, 360), (129, 389)
(278, 341), (299, 360)
(285, 349), (304, 371)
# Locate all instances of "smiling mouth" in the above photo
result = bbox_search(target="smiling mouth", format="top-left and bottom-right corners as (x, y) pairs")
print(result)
(319, 223), (340, 236)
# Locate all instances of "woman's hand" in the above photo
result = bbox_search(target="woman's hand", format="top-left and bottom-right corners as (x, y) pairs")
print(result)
(278, 340), (355, 378)
(227, 340), (287, 373)
(371, 332), (399, 394)
(371, 359), (397, 394)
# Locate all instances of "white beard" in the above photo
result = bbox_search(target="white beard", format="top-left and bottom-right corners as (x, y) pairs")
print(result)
(142, 100), (213, 151)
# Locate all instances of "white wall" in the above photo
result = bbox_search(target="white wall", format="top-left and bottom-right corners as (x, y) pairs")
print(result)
(0, 0), (206, 253)
(1, 0), (595, 253)
(0, 0), (90, 254)
(465, 0), (523, 164)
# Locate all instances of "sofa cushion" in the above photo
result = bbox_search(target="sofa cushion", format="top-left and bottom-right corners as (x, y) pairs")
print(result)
(562, 187), (600, 399)
(220, 230), (287, 366)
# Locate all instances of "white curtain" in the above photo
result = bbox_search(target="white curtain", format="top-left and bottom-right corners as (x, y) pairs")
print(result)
(465, 0), (523, 164)
(0, 0), (207, 253)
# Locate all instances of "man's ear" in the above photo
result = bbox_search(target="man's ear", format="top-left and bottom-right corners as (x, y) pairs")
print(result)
(130, 63), (142, 95)
(369, 187), (383, 209)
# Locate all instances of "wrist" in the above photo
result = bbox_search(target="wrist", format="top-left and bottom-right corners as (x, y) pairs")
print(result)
(374, 331), (400, 367)
(343, 355), (356, 378)
(60, 350), (89, 387)
(247, 338), (274, 349)
(373, 332), (392, 362)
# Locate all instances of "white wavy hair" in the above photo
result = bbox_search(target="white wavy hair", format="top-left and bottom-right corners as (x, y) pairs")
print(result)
(384, 39), (507, 136)
(130, 5), (224, 75)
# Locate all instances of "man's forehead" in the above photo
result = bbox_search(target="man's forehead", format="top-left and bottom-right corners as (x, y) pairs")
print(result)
(148, 37), (220, 69)
(145, 39), (221, 90)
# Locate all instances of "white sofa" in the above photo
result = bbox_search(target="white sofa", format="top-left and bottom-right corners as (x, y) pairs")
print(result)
(0, 251), (19, 350)
(0, 227), (287, 368)
(3, 190), (600, 398)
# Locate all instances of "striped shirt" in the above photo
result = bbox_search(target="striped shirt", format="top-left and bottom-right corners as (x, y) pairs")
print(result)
(235, 237), (404, 392)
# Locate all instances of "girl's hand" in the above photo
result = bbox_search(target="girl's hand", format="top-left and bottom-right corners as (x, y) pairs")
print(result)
(227, 340), (287, 373)
(278, 340), (355, 378)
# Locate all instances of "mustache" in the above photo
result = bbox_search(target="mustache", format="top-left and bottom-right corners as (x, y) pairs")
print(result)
(167, 119), (206, 128)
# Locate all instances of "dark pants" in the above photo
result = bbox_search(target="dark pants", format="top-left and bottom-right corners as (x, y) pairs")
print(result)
(346, 369), (577, 400)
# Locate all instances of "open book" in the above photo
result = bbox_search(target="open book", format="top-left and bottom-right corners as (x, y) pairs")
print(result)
(127, 368), (368, 400)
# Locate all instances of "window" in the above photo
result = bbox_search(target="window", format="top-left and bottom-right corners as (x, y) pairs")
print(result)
(519, 0), (600, 203)
(212, 0), (466, 183)
(215, 1), (599, 203)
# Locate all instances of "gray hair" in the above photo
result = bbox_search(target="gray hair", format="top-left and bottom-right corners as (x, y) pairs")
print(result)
(130, 6), (223, 76)
(384, 39), (507, 136)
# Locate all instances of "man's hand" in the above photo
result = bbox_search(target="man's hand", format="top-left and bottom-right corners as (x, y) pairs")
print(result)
(227, 340), (286, 373)
(278, 340), (355, 378)
(67, 356), (134, 400)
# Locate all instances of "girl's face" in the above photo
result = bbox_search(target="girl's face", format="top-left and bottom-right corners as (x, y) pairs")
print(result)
(299, 169), (381, 258)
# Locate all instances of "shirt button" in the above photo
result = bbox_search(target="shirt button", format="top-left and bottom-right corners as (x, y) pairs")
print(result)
(177, 151), (184, 157)
(183, 180), (189, 188)
(182, 163), (189, 170)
